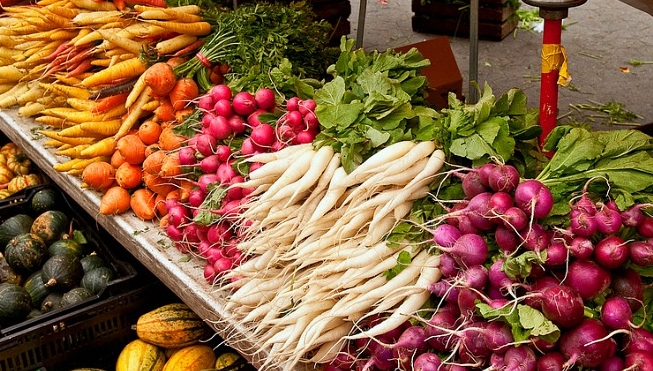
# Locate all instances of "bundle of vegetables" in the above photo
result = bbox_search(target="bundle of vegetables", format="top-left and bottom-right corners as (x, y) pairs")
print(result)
(0, 141), (43, 199)
(173, 1), (336, 93)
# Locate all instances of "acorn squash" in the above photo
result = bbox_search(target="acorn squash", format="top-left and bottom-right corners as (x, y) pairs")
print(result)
(81, 266), (114, 295)
(0, 213), (34, 249)
(0, 282), (32, 326)
(30, 210), (69, 246)
(42, 253), (84, 291)
(48, 239), (85, 258)
(23, 270), (51, 307)
(40, 292), (63, 313)
(4, 233), (48, 274)
(0, 252), (22, 285)
(31, 188), (60, 214)
(80, 253), (107, 273)
(60, 287), (94, 307)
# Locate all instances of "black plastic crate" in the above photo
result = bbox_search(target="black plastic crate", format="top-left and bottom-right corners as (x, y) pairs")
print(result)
(0, 184), (144, 338)
(0, 280), (177, 371)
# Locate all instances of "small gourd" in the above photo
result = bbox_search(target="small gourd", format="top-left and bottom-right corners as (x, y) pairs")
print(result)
(42, 253), (84, 292)
(0, 282), (32, 327)
(162, 344), (216, 371)
(134, 303), (208, 348)
(31, 188), (60, 214)
(30, 210), (69, 246)
(6, 152), (31, 175)
(116, 339), (166, 371)
(23, 270), (51, 307)
(7, 173), (41, 194)
(4, 233), (48, 274)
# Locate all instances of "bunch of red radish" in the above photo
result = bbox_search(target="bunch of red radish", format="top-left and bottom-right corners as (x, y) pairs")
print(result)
(323, 162), (653, 371)
(163, 83), (320, 283)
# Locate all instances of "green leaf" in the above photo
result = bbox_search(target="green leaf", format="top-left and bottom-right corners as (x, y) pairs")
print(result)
(366, 126), (391, 147)
(193, 186), (228, 226)
(314, 76), (346, 106)
(449, 134), (495, 161)
(518, 305), (560, 343)
(384, 250), (413, 279)
(503, 251), (546, 280)
(71, 230), (87, 245)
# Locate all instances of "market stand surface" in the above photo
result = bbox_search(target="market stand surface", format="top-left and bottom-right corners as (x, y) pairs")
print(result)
(348, 0), (653, 128)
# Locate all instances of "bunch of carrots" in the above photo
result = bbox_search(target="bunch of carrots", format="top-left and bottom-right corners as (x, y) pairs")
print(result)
(0, 0), (221, 219)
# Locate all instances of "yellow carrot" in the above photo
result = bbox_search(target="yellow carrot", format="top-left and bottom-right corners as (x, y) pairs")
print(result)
(114, 86), (152, 139)
(35, 115), (69, 128)
(18, 102), (49, 117)
(135, 4), (201, 15)
(54, 74), (85, 86)
(57, 124), (107, 138)
(53, 155), (107, 172)
(43, 138), (65, 147)
(138, 9), (202, 23)
(73, 29), (107, 47)
(0, 65), (26, 82)
(79, 119), (122, 136)
(45, 5), (80, 20)
(41, 8), (75, 28)
(0, 83), (15, 95)
(81, 57), (146, 88)
(120, 23), (168, 38)
(16, 83), (46, 106)
(38, 130), (98, 146)
(91, 58), (112, 67)
(72, 155), (110, 170)
(140, 19), (212, 37)
(69, 0), (117, 11)
(141, 99), (160, 112)
(97, 29), (146, 55)
(66, 97), (99, 112)
(72, 11), (122, 26)
(155, 34), (197, 56)
(49, 29), (79, 41)
(79, 137), (116, 158)
(55, 144), (91, 158)
(125, 72), (146, 108)
(39, 107), (98, 124)
(0, 82), (30, 108)
(39, 82), (91, 100)
(70, 28), (92, 45)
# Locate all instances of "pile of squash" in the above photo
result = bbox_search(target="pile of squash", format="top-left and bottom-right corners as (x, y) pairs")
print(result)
(69, 302), (254, 371)
(0, 188), (117, 328)
(0, 141), (43, 199)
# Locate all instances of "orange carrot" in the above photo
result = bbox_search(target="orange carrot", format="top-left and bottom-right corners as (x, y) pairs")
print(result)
(137, 119), (162, 145)
(142, 148), (166, 175)
(93, 92), (130, 113)
(168, 77), (198, 111)
(154, 192), (167, 216)
(116, 134), (147, 165)
(99, 185), (131, 215)
(159, 151), (181, 178)
(130, 188), (157, 220)
(143, 172), (177, 197)
(157, 124), (185, 151)
(110, 149), (127, 168)
(115, 162), (142, 189)
(81, 160), (115, 190)
(144, 62), (177, 97)
(153, 97), (175, 122)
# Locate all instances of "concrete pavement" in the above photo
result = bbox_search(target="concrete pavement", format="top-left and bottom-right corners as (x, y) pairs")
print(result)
(347, 0), (653, 129)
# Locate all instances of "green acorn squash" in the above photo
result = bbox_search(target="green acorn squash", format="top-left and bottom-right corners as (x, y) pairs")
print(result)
(0, 282), (32, 326)
(5, 233), (47, 274)
(80, 253), (107, 273)
(30, 188), (60, 214)
(30, 210), (69, 246)
(0, 252), (22, 285)
(42, 253), (84, 292)
(81, 266), (114, 295)
(0, 214), (33, 249)
(23, 270), (51, 307)
(40, 292), (63, 313)
(60, 287), (94, 307)
(48, 239), (85, 258)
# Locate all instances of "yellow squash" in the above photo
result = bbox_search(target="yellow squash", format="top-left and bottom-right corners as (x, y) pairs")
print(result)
(116, 338), (166, 371)
(134, 302), (209, 348)
(162, 344), (216, 371)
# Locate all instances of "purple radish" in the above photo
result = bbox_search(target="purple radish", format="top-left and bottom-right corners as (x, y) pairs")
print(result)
(559, 318), (615, 368)
(457, 322), (492, 364)
(568, 236), (594, 260)
(569, 210), (598, 237)
(428, 279), (460, 303)
(465, 192), (496, 231)
(624, 350), (653, 371)
(572, 194), (598, 215)
(628, 240), (653, 266)
(426, 311), (459, 352)
(595, 204), (623, 235)
(488, 259), (515, 293)
(621, 204), (645, 228)
(514, 179), (554, 220)
(564, 259), (611, 301)
(599, 356), (624, 371)
(439, 253), (460, 278)
(487, 164), (520, 193)
(538, 284), (585, 329)
(462, 171), (488, 199)
(438, 233), (488, 268)
(610, 267), (645, 311)
(601, 296), (633, 330)
(433, 223), (462, 248)
(482, 321), (514, 352)
(477, 163), (496, 188)
(594, 235), (629, 269)
(360, 341), (395, 371)
(637, 216), (653, 238)
(502, 206), (529, 231)
(413, 352), (442, 371)
(536, 352), (565, 371)
(519, 223), (549, 252)
(503, 345), (537, 371)
(488, 191), (514, 221)
(544, 241), (568, 267)
(495, 224), (521, 254)
(624, 328), (653, 354)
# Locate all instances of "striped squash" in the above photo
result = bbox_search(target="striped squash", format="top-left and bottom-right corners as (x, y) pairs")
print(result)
(162, 344), (216, 371)
(134, 303), (208, 348)
(116, 338), (166, 371)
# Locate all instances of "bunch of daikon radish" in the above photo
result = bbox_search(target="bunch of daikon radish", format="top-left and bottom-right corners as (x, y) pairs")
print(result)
(214, 140), (446, 370)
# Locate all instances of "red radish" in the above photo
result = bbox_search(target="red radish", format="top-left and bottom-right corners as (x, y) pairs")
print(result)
(198, 94), (214, 111)
(539, 285), (585, 329)
(501, 206), (528, 230)
(178, 146), (197, 166)
(494, 225), (520, 254)
(250, 123), (275, 147)
(432, 224), (461, 247)
(594, 204), (623, 235)
(610, 267), (644, 311)
(197, 173), (220, 193)
(166, 204), (189, 227)
(514, 179), (554, 220)
(285, 110), (304, 129)
(294, 129), (316, 144)
(594, 235), (629, 269)
(637, 216), (653, 238)
(564, 259), (611, 300)
(240, 138), (260, 156)
(536, 352), (565, 371)
(202, 112), (215, 128)
(599, 356), (625, 371)
(208, 115), (233, 140)
(207, 222), (233, 245)
(570, 210), (598, 237)
(254, 87), (276, 111)
(303, 111), (319, 130)
(601, 296), (633, 330)
(276, 124), (296, 142)
(204, 264), (216, 283)
(624, 328), (653, 354)
(271, 140), (287, 152)
(487, 164), (520, 193)
(213, 98), (234, 118)
(200, 154), (221, 174)
(216, 162), (237, 184)
(559, 318), (615, 368)
(438, 233), (488, 268)
(232, 91), (257, 116)
(210, 84), (232, 101)
(227, 115), (247, 134)
(215, 145), (232, 162)
(212, 256), (234, 277)
(216, 199), (243, 217)
(298, 98), (316, 115)
(195, 133), (217, 157)
(628, 240), (653, 266)
(286, 96), (300, 111)
(568, 236), (594, 260)
(188, 188), (205, 208)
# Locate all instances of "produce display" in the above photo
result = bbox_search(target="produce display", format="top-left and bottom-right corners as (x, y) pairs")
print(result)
(1, 0), (653, 370)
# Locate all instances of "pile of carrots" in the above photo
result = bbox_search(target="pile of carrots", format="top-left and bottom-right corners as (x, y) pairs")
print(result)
(0, 0), (220, 219)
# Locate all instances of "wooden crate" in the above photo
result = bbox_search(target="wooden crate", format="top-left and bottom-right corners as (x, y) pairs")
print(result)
(411, 0), (519, 41)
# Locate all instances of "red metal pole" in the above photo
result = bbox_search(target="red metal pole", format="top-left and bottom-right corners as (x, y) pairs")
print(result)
(539, 18), (563, 146)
